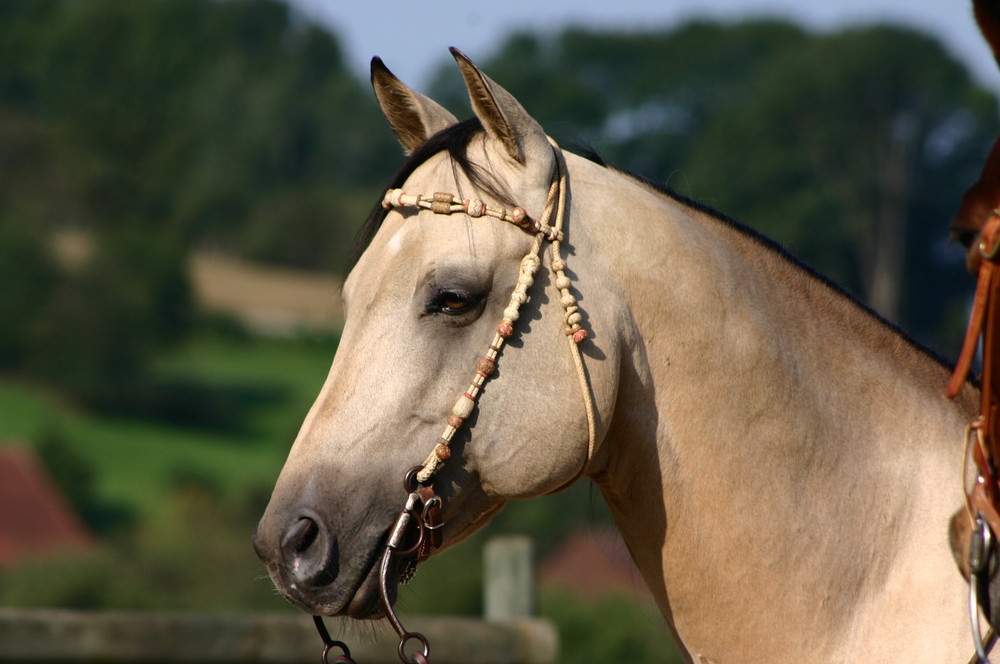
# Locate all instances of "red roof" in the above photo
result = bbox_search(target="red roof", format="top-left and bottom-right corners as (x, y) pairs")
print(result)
(0, 446), (94, 566)
(538, 527), (652, 600)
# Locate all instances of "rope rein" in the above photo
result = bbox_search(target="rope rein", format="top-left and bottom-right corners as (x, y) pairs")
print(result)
(381, 140), (597, 484)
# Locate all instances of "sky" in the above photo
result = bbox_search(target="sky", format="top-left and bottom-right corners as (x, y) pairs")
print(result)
(286, 0), (999, 94)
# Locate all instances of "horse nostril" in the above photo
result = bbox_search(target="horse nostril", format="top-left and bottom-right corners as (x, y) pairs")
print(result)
(283, 516), (319, 554)
(277, 513), (339, 587)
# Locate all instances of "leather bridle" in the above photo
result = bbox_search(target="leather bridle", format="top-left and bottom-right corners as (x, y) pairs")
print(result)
(949, 208), (1000, 664)
(313, 140), (595, 664)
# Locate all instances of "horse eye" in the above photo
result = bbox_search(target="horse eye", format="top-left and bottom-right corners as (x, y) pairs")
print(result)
(431, 290), (479, 315)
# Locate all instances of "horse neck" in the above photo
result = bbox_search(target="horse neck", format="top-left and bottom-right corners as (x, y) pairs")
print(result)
(567, 156), (975, 661)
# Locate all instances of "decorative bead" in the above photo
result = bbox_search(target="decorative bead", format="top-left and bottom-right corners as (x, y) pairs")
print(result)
(567, 312), (582, 325)
(465, 199), (485, 217)
(572, 329), (589, 344)
(560, 293), (576, 307)
(430, 192), (452, 214)
(512, 291), (527, 304)
(556, 275), (571, 289)
(503, 306), (520, 322)
(477, 357), (496, 375)
(510, 207), (526, 223)
(497, 322), (514, 338)
(448, 415), (464, 428)
(434, 443), (452, 460)
(551, 258), (567, 272)
(453, 394), (475, 419)
(522, 255), (540, 271)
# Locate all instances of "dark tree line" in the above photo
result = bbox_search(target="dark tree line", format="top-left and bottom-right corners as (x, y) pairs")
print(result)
(0, 0), (396, 407)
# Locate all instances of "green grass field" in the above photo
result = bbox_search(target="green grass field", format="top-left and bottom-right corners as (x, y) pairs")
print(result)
(0, 333), (337, 520)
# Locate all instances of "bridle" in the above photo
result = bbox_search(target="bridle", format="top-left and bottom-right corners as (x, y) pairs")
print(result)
(950, 211), (1000, 664)
(313, 139), (597, 664)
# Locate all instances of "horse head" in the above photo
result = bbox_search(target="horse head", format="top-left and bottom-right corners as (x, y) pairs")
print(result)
(253, 49), (618, 618)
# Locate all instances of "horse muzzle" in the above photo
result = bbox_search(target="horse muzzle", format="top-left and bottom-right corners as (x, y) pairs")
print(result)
(253, 502), (392, 618)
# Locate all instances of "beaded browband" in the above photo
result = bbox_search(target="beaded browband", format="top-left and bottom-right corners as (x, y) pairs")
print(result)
(381, 189), (564, 242)
(380, 140), (596, 483)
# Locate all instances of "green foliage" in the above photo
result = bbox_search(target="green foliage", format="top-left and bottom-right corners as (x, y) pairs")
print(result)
(541, 591), (681, 664)
(0, 0), (397, 413)
(0, 214), (58, 368)
(2, 0), (394, 262)
(0, 477), (287, 611)
(430, 20), (809, 161)
(35, 425), (135, 535)
(0, 335), (333, 519)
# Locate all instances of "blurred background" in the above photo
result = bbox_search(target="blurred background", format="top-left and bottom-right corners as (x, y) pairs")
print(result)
(0, 0), (997, 662)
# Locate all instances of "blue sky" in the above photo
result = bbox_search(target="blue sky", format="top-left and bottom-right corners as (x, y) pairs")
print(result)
(287, 0), (997, 94)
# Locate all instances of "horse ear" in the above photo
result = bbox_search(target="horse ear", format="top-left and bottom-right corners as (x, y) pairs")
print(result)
(450, 47), (547, 165)
(371, 57), (458, 155)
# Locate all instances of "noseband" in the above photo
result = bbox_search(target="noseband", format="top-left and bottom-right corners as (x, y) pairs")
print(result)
(313, 140), (597, 664)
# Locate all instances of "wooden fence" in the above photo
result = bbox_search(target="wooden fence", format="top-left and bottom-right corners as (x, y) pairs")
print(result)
(0, 537), (556, 664)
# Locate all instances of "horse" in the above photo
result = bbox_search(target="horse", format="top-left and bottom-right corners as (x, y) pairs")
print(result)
(253, 48), (980, 663)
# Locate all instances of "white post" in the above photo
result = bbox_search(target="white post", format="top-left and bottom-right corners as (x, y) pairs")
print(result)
(484, 535), (535, 621)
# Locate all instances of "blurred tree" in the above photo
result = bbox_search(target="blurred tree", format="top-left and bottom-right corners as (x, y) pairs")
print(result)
(0, 213), (57, 369)
(174, 2), (395, 268)
(430, 21), (809, 173)
(35, 425), (135, 535)
(0, 0), (399, 411)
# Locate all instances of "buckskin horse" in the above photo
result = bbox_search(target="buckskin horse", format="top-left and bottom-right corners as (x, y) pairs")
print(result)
(253, 49), (980, 662)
